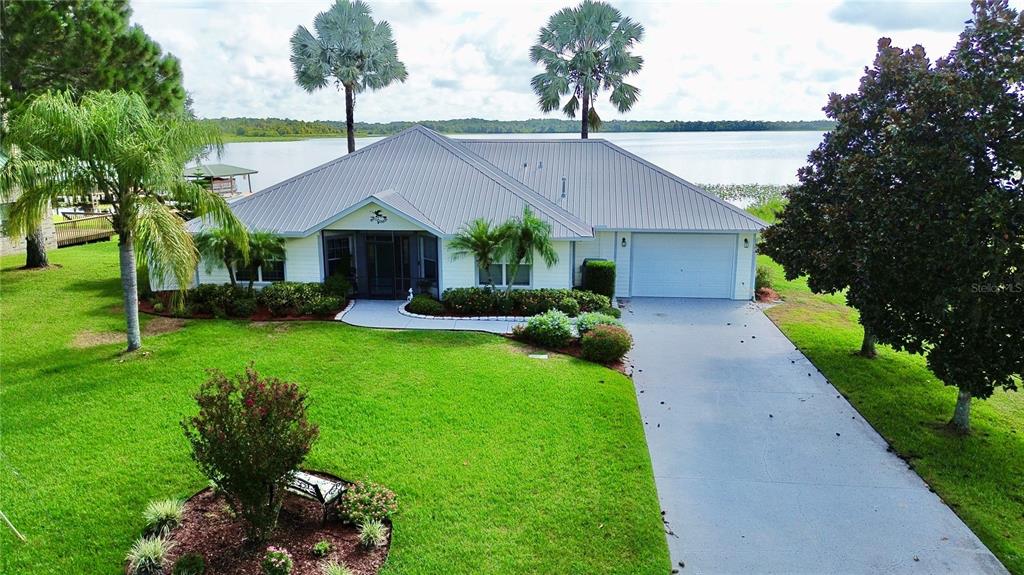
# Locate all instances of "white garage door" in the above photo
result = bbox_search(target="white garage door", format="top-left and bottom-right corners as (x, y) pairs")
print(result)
(631, 233), (736, 298)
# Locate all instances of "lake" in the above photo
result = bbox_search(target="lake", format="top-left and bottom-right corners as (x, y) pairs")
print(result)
(211, 131), (825, 193)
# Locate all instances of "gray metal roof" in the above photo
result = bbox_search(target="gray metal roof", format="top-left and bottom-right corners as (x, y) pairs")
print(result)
(192, 125), (763, 238)
(458, 138), (765, 232)
(184, 163), (258, 178)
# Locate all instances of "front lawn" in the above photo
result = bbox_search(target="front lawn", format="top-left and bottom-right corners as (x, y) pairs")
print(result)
(0, 242), (669, 574)
(759, 255), (1024, 574)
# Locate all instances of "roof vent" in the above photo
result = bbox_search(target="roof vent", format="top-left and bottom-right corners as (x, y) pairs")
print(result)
(537, 160), (543, 169)
(560, 176), (567, 200)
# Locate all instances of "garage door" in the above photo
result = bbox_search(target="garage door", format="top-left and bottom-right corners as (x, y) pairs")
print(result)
(631, 233), (736, 298)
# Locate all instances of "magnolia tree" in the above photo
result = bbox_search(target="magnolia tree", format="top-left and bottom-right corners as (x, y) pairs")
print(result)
(765, 0), (1023, 433)
(182, 367), (319, 543)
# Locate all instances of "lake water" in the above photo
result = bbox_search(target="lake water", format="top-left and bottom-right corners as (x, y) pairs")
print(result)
(212, 131), (825, 193)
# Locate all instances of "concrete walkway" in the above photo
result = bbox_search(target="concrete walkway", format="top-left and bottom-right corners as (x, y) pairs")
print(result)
(338, 299), (522, 334)
(623, 298), (1006, 575)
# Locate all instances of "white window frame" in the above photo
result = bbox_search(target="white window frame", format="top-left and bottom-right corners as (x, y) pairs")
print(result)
(235, 258), (286, 283)
(476, 261), (532, 288)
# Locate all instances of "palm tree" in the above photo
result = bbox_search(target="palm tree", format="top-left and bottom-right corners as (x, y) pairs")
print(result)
(195, 227), (245, 287)
(530, 0), (644, 139)
(448, 219), (510, 289)
(0, 91), (245, 352)
(242, 231), (286, 290)
(290, 0), (408, 154)
(501, 206), (559, 292)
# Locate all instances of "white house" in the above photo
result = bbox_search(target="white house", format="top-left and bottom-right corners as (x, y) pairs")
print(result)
(160, 125), (765, 300)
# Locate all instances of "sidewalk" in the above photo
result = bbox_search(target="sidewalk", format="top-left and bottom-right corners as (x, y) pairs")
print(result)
(337, 299), (523, 334)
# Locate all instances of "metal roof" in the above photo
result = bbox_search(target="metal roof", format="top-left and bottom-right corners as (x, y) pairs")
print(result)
(184, 163), (258, 178)
(190, 125), (763, 238)
(459, 138), (766, 232)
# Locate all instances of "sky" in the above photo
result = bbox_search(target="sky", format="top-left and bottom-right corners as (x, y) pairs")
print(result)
(131, 0), (989, 123)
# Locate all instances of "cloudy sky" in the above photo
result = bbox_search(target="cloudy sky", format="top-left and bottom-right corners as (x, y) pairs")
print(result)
(131, 0), (986, 123)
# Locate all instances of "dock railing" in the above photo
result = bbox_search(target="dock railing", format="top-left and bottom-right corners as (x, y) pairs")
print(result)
(54, 214), (114, 248)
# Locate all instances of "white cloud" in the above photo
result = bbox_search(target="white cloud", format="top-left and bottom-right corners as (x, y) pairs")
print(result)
(130, 0), (1008, 122)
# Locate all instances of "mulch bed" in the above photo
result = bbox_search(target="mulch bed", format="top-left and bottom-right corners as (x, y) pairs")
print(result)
(163, 476), (390, 575)
(505, 335), (629, 375)
(756, 287), (782, 303)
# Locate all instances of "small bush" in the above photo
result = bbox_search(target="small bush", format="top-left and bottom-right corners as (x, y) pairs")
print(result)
(442, 287), (609, 316)
(172, 553), (206, 575)
(323, 274), (351, 298)
(597, 305), (621, 319)
(442, 287), (498, 315)
(126, 535), (175, 575)
(256, 282), (339, 317)
(520, 310), (574, 348)
(311, 539), (331, 557)
(576, 312), (624, 336)
(142, 498), (183, 536)
(182, 366), (319, 543)
(755, 264), (773, 290)
(152, 301), (165, 313)
(322, 561), (354, 575)
(339, 481), (398, 525)
(186, 284), (256, 318)
(261, 547), (293, 575)
(358, 519), (388, 549)
(407, 294), (445, 316)
(570, 289), (612, 312)
(581, 260), (616, 299)
(581, 324), (633, 364)
(232, 296), (258, 318)
(301, 295), (341, 316)
(556, 296), (580, 317)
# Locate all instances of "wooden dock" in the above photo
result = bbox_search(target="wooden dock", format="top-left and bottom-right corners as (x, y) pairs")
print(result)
(54, 215), (114, 248)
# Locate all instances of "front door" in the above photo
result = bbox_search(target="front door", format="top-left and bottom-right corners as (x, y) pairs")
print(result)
(366, 233), (412, 298)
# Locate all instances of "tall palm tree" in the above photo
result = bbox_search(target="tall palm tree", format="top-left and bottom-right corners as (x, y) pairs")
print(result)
(195, 226), (245, 287)
(243, 231), (286, 290)
(448, 219), (510, 289)
(290, 0), (408, 154)
(530, 0), (644, 139)
(501, 206), (559, 292)
(0, 90), (245, 351)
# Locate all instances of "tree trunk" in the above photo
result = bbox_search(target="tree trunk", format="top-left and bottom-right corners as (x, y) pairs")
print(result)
(224, 258), (237, 287)
(118, 234), (143, 352)
(345, 85), (356, 154)
(24, 226), (48, 268)
(859, 323), (877, 358)
(581, 92), (590, 139)
(950, 389), (972, 434)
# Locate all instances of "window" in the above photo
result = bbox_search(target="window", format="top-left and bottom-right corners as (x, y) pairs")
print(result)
(421, 236), (438, 281)
(477, 262), (531, 287)
(235, 259), (285, 282)
(325, 234), (354, 279)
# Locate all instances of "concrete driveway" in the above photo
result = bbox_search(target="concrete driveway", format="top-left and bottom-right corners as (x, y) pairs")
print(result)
(623, 298), (1006, 575)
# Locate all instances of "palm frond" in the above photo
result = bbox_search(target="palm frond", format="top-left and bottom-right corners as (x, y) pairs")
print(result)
(134, 196), (199, 292)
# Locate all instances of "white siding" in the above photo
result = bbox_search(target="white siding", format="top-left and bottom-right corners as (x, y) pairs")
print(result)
(614, 232), (632, 297)
(531, 241), (572, 289)
(573, 231), (630, 298)
(734, 232), (757, 300)
(284, 234), (321, 282)
(440, 238), (476, 292)
(325, 203), (423, 232)
(197, 257), (233, 285)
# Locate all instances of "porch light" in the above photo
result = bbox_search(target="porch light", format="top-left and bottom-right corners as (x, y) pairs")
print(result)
(744, 238), (750, 248)
(621, 237), (627, 248)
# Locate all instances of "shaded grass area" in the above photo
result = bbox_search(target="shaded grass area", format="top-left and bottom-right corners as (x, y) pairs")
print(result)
(0, 242), (668, 574)
(759, 255), (1024, 574)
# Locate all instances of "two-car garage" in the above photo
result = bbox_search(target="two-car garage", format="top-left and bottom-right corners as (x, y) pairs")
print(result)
(630, 233), (740, 299)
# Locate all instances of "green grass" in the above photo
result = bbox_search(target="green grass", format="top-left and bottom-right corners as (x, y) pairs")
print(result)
(0, 242), (668, 574)
(759, 256), (1024, 574)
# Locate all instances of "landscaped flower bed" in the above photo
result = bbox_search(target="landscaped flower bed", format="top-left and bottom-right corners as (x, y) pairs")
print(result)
(510, 309), (633, 370)
(407, 287), (620, 319)
(141, 281), (349, 321)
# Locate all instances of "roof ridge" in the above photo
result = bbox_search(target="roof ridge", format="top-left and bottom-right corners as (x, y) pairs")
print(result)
(595, 139), (767, 228)
(414, 127), (594, 237)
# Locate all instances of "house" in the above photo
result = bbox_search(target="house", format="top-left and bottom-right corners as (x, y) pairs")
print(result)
(159, 125), (765, 300)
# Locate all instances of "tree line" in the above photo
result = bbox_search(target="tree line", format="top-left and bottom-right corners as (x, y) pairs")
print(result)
(203, 117), (834, 138)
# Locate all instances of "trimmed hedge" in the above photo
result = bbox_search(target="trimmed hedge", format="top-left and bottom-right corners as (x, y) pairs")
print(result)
(582, 260), (616, 299)
(576, 312), (624, 336)
(581, 324), (633, 363)
(517, 310), (574, 348)
(407, 294), (445, 316)
(187, 284), (256, 318)
(257, 282), (341, 317)
(440, 287), (609, 317)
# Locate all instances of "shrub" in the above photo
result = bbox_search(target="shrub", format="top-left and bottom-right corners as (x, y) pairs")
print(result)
(570, 289), (612, 312)
(186, 284), (256, 318)
(126, 535), (175, 575)
(142, 498), (183, 536)
(172, 553), (206, 575)
(152, 301), (165, 313)
(556, 296), (580, 317)
(311, 539), (331, 557)
(339, 481), (398, 525)
(755, 264), (773, 290)
(323, 274), (351, 298)
(232, 296), (258, 318)
(582, 259), (616, 299)
(520, 310), (574, 348)
(301, 295), (342, 316)
(581, 324), (633, 364)
(358, 519), (388, 549)
(322, 561), (354, 575)
(261, 547), (293, 575)
(257, 282), (338, 317)
(597, 305), (621, 319)
(576, 312), (624, 336)
(182, 366), (319, 543)
(407, 294), (445, 316)
(442, 287), (498, 315)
